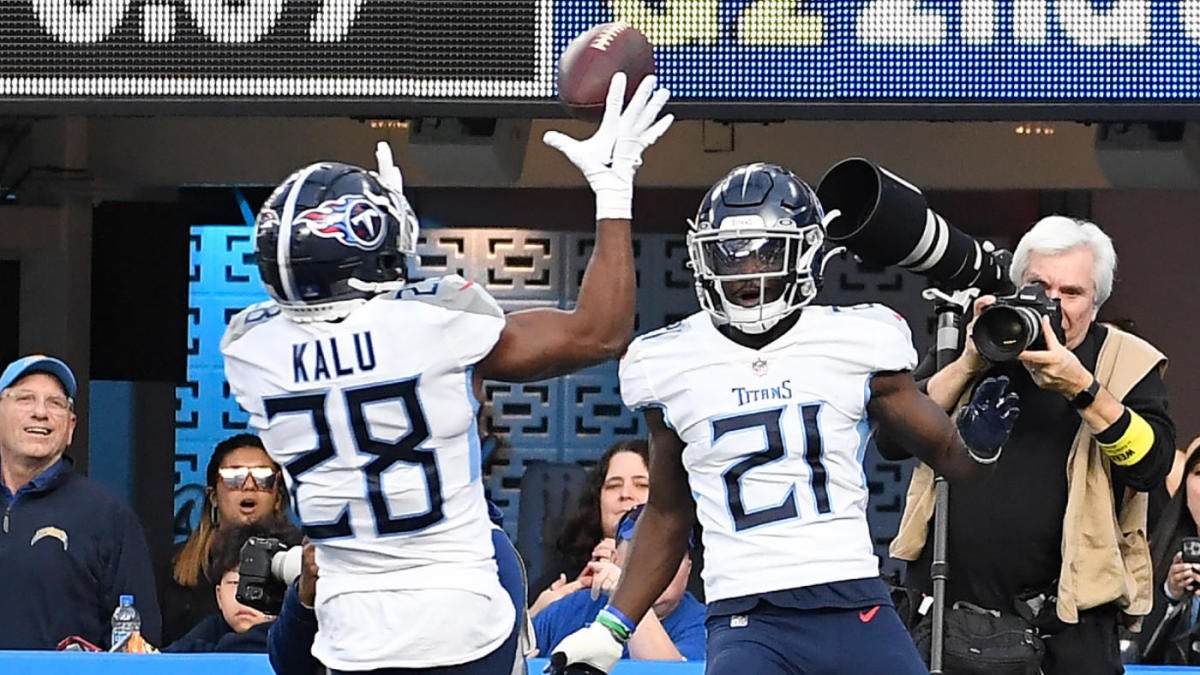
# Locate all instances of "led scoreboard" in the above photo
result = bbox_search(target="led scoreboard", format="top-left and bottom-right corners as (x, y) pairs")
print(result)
(4, 1), (1200, 119)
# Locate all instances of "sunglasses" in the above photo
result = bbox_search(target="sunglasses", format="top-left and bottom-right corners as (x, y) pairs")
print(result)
(216, 466), (279, 491)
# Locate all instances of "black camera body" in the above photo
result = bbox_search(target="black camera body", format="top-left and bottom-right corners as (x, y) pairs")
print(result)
(1182, 536), (1200, 564)
(972, 284), (1066, 363)
(236, 536), (292, 616)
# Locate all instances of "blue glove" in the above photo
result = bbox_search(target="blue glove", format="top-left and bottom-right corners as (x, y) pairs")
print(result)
(956, 375), (1020, 464)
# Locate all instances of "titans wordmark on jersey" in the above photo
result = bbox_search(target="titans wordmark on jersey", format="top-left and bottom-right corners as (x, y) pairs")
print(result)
(221, 275), (514, 668)
(620, 304), (918, 603)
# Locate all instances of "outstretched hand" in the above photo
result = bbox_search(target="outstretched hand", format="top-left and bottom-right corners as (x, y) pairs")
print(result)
(956, 375), (1020, 463)
(543, 72), (674, 221)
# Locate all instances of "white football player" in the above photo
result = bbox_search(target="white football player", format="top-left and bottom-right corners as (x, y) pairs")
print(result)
(221, 74), (672, 675)
(547, 163), (1021, 675)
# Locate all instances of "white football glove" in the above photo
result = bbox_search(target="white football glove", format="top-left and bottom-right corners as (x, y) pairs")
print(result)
(546, 621), (625, 674)
(373, 140), (419, 232)
(374, 141), (405, 193)
(543, 72), (674, 221)
(373, 141), (416, 214)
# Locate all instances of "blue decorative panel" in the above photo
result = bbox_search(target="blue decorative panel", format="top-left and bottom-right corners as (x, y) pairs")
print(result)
(176, 212), (265, 541)
(560, 362), (643, 459)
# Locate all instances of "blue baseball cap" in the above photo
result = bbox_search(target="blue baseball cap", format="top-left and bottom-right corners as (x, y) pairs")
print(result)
(0, 355), (77, 399)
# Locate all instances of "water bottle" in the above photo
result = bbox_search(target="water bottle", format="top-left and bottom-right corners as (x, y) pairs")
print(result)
(110, 594), (141, 650)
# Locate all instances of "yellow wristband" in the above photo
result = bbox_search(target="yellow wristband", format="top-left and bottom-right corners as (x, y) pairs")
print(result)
(1098, 410), (1154, 466)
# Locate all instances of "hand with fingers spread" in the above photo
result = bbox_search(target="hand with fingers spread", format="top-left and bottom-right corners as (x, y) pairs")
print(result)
(543, 72), (674, 221)
(956, 375), (1021, 464)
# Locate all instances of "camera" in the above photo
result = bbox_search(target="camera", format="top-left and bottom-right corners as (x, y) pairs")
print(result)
(236, 536), (303, 615)
(816, 157), (1013, 296)
(1182, 536), (1200, 564)
(972, 284), (1066, 363)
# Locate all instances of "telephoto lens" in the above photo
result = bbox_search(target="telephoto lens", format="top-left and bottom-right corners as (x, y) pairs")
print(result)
(816, 157), (1012, 295)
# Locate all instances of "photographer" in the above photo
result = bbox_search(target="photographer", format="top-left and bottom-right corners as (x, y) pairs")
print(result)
(1140, 442), (1200, 664)
(165, 520), (302, 653)
(891, 215), (1176, 674)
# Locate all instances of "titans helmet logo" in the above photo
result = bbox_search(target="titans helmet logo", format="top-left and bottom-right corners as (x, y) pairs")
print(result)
(297, 196), (387, 251)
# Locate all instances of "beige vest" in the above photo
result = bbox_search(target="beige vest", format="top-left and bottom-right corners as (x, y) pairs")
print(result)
(890, 326), (1166, 626)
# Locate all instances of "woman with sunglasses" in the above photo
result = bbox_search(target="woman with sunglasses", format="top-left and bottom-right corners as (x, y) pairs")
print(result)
(161, 433), (289, 644)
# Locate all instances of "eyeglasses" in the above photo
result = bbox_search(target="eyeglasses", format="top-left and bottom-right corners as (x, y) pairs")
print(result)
(217, 466), (279, 491)
(1, 389), (73, 415)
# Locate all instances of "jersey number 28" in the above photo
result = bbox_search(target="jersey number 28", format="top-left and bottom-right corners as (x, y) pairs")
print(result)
(264, 379), (442, 539)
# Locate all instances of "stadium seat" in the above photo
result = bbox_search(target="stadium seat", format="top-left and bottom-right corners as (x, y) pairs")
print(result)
(516, 461), (590, 589)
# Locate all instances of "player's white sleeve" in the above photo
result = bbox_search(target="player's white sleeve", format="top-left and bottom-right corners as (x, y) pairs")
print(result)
(861, 304), (920, 373)
(618, 340), (656, 411)
(394, 275), (506, 369)
(220, 300), (280, 352)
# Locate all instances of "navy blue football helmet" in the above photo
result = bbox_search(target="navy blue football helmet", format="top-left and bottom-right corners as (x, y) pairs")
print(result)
(687, 163), (827, 334)
(255, 161), (418, 322)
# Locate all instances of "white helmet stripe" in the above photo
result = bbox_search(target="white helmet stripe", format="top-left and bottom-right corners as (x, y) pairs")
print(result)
(276, 164), (323, 303)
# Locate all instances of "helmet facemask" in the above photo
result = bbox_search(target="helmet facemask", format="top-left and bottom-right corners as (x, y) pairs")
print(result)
(688, 222), (824, 334)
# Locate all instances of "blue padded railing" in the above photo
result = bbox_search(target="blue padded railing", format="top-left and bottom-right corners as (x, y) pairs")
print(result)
(0, 652), (1194, 674)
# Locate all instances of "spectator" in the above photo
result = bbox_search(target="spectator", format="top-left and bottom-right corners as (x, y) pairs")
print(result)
(166, 520), (303, 653)
(892, 215), (1176, 674)
(0, 354), (161, 649)
(534, 503), (706, 662)
(1139, 442), (1200, 664)
(530, 439), (649, 608)
(161, 433), (289, 644)
(1148, 436), (1199, 534)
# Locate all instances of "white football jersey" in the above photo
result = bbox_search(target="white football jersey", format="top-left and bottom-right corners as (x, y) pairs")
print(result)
(222, 275), (514, 669)
(620, 304), (918, 603)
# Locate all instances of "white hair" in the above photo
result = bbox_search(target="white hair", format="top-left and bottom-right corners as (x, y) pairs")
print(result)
(1009, 215), (1117, 307)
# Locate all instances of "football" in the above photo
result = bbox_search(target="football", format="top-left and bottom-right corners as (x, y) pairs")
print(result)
(557, 22), (656, 121)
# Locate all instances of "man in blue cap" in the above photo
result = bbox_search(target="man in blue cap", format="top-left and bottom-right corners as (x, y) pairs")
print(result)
(0, 354), (160, 649)
(532, 503), (706, 662)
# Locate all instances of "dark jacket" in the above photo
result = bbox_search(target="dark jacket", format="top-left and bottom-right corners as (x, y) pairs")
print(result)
(0, 456), (161, 649)
(164, 612), (272, 653)
(159, 540), (219, 645)
(268, 583), (321, 675)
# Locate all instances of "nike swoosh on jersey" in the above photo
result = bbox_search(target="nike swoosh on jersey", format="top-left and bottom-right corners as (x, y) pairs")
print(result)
(859, 606), (880, 623)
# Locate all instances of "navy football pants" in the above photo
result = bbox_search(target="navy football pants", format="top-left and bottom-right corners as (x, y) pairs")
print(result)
(706, 602), (928, 675)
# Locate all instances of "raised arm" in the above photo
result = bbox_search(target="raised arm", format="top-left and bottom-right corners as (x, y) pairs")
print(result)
(607, 409), (695, 624)
(869, 371), (1019, 482)
(547, 408), (695, 673)
(478, 74), (673, 383)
